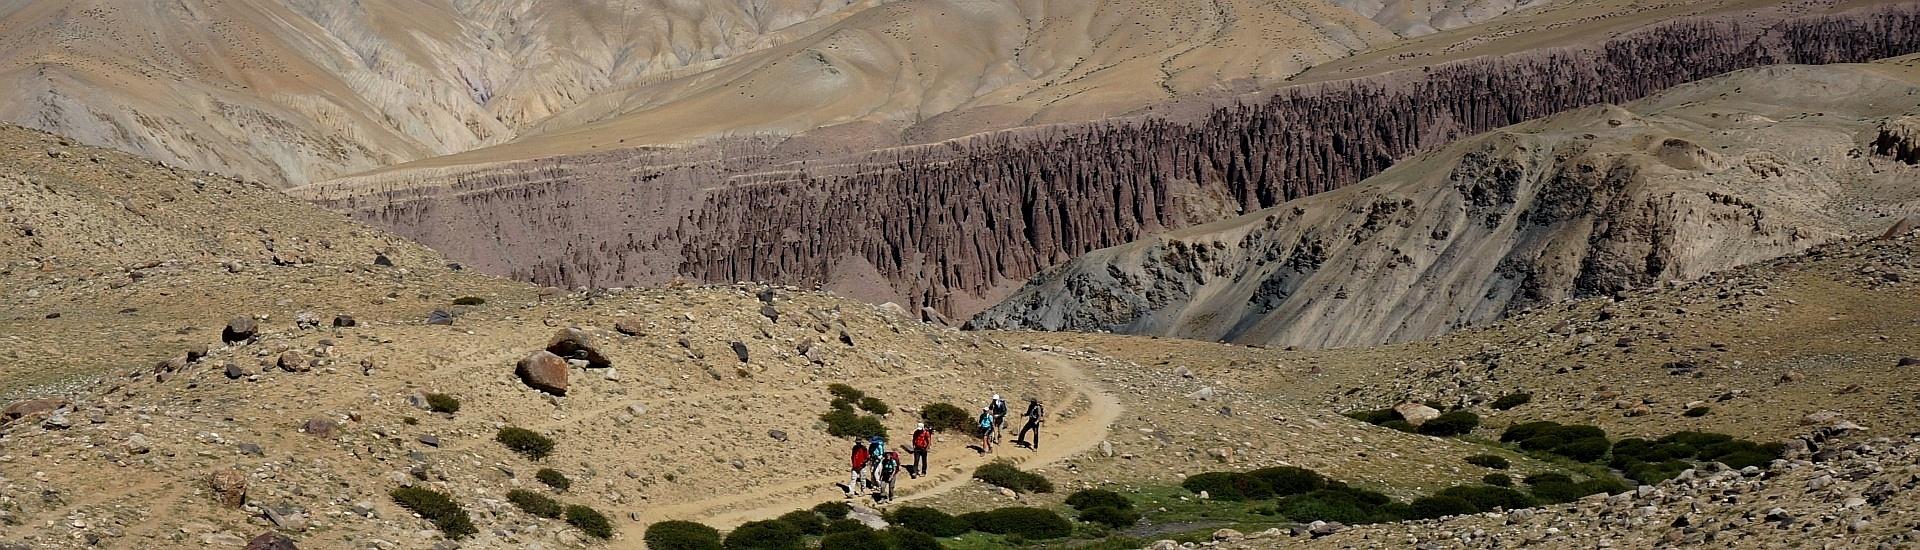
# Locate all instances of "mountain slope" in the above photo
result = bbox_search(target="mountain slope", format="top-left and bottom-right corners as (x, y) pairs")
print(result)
(970, 57), (1920, 349)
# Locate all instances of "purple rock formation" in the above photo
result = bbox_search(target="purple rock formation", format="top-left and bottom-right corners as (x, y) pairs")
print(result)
(314, 3), (1920, 319)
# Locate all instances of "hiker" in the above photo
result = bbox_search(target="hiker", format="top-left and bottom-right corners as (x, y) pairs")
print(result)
(865, 435), (886, 485)
(977, 406), (996, 454)
(1016, 398), (1045, 450)
(877, 451), (901, 501)
(848, 438), (871, 496)
(988, 394), (1009, 443)
(910, 423), (933, 477)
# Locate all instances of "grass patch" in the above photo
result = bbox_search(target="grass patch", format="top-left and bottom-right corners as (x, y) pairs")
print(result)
(497, 427), (555, 460)
(566, 504), (614, 539)
(390, 486), (477, 539)
(1465, 454), (1510, 469)
(506, 489), (561, 518)
(425, 393), (460, 414)
(890, 506), (971, 537)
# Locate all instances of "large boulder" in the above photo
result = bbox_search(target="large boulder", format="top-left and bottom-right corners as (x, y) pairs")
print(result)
(546, 328), (611, 369)
(2, 398), (68, 422)
(245, 531), (298, 550)
(210, 469), (249, 508)
(1393, 403), (1442, 426)
(516, 351), (570, 396)
(223, 317), (258, 344)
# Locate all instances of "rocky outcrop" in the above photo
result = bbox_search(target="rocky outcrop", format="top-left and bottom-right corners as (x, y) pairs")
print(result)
(306, 3), (1920, 319)
(968, 58), (1920, 348)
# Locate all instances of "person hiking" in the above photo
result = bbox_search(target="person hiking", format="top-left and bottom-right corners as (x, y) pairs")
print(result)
(988, 394), (1009, 443)
(976, 406), (996, 454)
(865, 435), (886, 485)
(847, 438), (871, 496)
(1016, 398), (1045, 450)
(910, 423), (933, 478)
(877, 451), (901, 502)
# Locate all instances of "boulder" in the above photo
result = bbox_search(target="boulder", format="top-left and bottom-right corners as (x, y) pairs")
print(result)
(546, 328), (611, 369)
(516, 351), (570, 396)
(730, 341), (750, 363)
(1878, 214), (1919, 239)
(332, 315), (356, 328)
(761, 304), (780, 323)
(223, 317), (257, 343)
(185, 343), (211, 362)
(1899, 357), (1919, 367)
(1393, 403), (1441, 426)
(425, 310), (455, 325)
(244, 532), (298, 550)
(613, 319), (644, 336)
(210, 469), (249, 508)
(224, 363), (250, 380)
(2, 398), (69, 422)
(276, 351), (309, 372)
(301, 418), (338, 439)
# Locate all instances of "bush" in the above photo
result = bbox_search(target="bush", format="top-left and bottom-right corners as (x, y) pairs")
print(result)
(1482, 473), (1513, 487)
(536, 468), (571, 491)
(566, 504), (614, 539)
(724, 519), (804, 550)
(1065, 489), (1133, 512)
(960, 507), (1073, 540)
(812, 501), (852, 520)
(1378, 419), (1417, 433)
(1491, 392), (1532, 410)
(828, 384), (866, 402)
(1524, 472), (1573, 486)
(425, 393), (461, 414)
(1247, 466), (1326, 497)
(1417, 411), (1481, 437)
(1079, 506), (1141, 528)
(1409, 495), (1479, 519)
(389, 486), (477, 539)
(646, 520), (723, 550)
(818, 530), (888, 550)
(882, 528), (944, 550)
(1464, 454), (1510, 469)
(1276, 487), (1404, 525)
(452, 296), (487, 306)
(890, 507), (970, 537)
(506, 489), (562, 518)
(775, 509), (825, 536)
(919, 402), (973, 432)
(974, 461), (1053, 493)
(1683, 406), (1711, 417)
(497, 427), (555, 459)
(825, 519), (870, 534)
(1435, 485), (1534, 511)
(821, 408), (888, 439)
(1529, 475), (1629, 504)
(857, 396), (891, 415)
(1181, 471), (1259, 501)
(1344, 408), (1401, 425)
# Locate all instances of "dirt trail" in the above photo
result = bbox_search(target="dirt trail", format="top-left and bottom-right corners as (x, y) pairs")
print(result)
(643, 351), (1122, 530)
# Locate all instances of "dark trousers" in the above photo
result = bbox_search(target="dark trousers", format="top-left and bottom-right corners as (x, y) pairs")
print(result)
(1017, 419), (1041, 448)
(911, 448), (929, 477)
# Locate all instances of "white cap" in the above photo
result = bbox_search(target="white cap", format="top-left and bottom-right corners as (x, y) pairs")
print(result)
(917, 423), (926, 429)
(992, 394), (1000, 400)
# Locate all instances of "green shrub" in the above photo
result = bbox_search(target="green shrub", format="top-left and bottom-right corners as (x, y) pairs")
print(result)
(821, 408), (888, 439)
(812, 501), (851, 520)
(1464, 454), (1510, 469)
(1344, 408), (1401, 425)
(1078, 506), (1140, 528)
(536, 468), (571, 491)
(1554, 437), (1612, 462)
(1435, 485), (1534, 511)
(1247, 466), (1326, 497)
(389, 486), (477, 539)
(1181, 471), (1258, 501)
(818, 530), (888, 550)
(425, 393), (461, 414)
(724, 519), (804, 550)
(919, 402), (973, 432)
(960, 507), (1072, 540)
(1065, 489), (1133, 512)
(1482, 473), (1513, 487)
(1409, 495), (1478, 519)
(828, 384), (866, 402)
(1378, 419), (1417, 433)
(881, 528), (943, 550)
(890, 507), (970, 537)
(973, 461), (1053, 493)
(506, 489), (562, 518)
(774, 509), (824, 536)
(857, 396), (891, 415)
(824, 519), (870, 534)
(1621, 459), (1693, 484)
(1683, 406), (1711, 417)
(1275, 487), (1403, 525)
(1417, 411), (1480, 437)
(829, 398), (854, 411)
(646, 520), (723, 550)
(1530, 475), (1629, 504)
(497, 427), (555, 459)
(453, 296), (487, 306)
(1524, 472), (1573, 486)
(1491, 392), (1532, 410)
(566, 504), (613, 539)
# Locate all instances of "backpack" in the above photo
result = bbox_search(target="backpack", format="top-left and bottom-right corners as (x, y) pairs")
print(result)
(978, 411), (993, 429)
(852, 444), (870, 468)
(912, 429), (932, 450)
(990, 398), (1007, 416)
(879, 453), (899, 479)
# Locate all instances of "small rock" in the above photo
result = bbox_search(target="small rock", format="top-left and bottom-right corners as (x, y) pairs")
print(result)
(223, 317), (257, 344)
(768, 430), (788, 442)
(210, 470), (248, 508)
(418, 435), (440, 447)
(302, 418), (338, 439)
(1213, 528), (1244, 541)
(332, 315), (357, 328)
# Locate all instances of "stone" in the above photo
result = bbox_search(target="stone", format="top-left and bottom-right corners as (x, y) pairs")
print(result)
(1394, 403), (1441, 426)
(730, 341), (750, 363)
(302, 418), (338, 438)
(761, 304), (780, 323)
(1213, 528), (1244, 541)
(546, 328), (611, 368)
(426, 310), (455, 325)
(223, 317), (257, 343)
(41, 410), (72, 429)
(1878, 214), (1920, 239)
(210, 469), (248, 508)
(613, 319), (644, 336)
(244, 532), (298, 550)
(768, 429), (788, 442)
(1188, 386), (1215, 400)
(373, 253), (393, 267)
(276, 351), (309, 372)
(1899, 357), (1919, 367)
(123, 433), (151, 454)
(186, 343), (211, 362)
(293, 311), (320, 329)
(1173, 366), (1193, 378)
(516, 351), (569, 396)
(2, 398), (68, 421)
(225, 363), (249, 379)
(418, 435), (440, 447)
(238, 442), (264, 456)
(332, 315), (357, 328)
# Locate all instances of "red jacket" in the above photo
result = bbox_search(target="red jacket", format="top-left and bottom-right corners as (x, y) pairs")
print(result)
(851, 444), (871, 470)
(912, 428), (933, 451)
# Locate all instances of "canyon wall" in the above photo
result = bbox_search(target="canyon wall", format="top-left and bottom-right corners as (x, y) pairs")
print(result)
(307, 2), (1920, 318)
